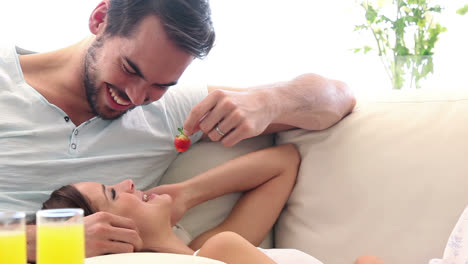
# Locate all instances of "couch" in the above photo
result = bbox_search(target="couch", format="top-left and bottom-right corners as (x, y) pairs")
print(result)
(158, 88), (468, 264)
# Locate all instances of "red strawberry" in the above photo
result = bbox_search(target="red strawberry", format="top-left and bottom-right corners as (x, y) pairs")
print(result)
(174, 128), (191, 152)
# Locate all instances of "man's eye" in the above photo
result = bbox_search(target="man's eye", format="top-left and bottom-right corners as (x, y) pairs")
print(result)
(122, 64), (136, 75)
(111, 189), (116, 200)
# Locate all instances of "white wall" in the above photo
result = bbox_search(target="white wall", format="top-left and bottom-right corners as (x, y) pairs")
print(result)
(1, 0), (466, 95)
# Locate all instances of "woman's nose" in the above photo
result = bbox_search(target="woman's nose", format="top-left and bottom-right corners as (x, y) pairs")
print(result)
(118, 179), (135, 193)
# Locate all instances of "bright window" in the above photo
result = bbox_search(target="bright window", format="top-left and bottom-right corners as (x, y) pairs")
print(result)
(1, 0), (466, 94)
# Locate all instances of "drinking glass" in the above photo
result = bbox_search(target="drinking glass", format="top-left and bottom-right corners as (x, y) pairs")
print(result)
(0, 211), (26, 264)
(36, 208), (85, 264)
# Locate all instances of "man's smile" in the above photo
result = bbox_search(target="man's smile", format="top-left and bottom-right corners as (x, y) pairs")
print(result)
(106, 84), (132, 111)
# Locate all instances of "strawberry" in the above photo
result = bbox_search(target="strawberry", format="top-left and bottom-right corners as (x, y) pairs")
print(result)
(174, 128), (191, 152)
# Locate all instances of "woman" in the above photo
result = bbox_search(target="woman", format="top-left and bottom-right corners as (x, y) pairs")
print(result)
(42, 144), (323, 264)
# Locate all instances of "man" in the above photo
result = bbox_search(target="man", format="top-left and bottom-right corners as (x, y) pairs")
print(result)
(0, 0), (355, 261)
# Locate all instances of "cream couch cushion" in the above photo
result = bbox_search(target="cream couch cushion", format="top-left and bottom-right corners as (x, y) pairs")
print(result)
(275, 89), (468, 264)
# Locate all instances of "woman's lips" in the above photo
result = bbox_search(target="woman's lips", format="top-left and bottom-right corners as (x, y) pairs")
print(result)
(147, 194), (156, 201)
(142, 193), (156, 202)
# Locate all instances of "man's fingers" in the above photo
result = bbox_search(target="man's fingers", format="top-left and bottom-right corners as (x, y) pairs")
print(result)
(105, 214), (142, 249)
(84, 212), (143, 254)
(199, 97), (239, 136)
(184, 90), (226, 136)
(100, 212), (138, 230)
(107, 226), (142, 247)
(86, 239), (135, 257)
(220, 120), (257, 147)
(207, 112), (240, 142)
(104, 241), (136, 254)
(220, 128), (244, 147)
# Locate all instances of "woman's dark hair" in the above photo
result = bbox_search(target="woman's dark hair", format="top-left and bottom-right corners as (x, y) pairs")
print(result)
(105, 0), (215, 59)
(42, 185), (95, 217)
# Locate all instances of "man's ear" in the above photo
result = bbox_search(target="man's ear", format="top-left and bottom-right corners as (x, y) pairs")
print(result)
(89, 0), (110, 35)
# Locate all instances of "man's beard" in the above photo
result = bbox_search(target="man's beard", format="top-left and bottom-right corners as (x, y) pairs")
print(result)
(83, 37), (134, 120)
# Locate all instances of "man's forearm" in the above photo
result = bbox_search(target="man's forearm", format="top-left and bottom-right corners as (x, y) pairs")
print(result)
(27, 225), (36, 262)
(262, 73), (356, 131)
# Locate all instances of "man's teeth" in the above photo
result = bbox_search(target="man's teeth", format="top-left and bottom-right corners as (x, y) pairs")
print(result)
(143, 194), (149, 202)
(108, 87), (131, 106)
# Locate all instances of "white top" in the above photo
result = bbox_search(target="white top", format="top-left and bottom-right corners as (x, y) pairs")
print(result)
(0, 45), (207, 211)
(429, 205), (468, 264)
(86, 252), (225, 264)
(194, 247), (324, 264)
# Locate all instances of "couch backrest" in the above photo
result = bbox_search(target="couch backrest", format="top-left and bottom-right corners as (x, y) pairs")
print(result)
(276, 89), (468, 264)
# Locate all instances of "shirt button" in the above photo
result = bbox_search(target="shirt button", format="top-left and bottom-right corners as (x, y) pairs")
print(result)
(64, 116), (70, 122)
(74, 130), (79, 135)
(71, 143), (77, 150)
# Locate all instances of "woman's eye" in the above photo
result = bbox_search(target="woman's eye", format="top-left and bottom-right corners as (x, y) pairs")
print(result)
(111, 189), (116, 200)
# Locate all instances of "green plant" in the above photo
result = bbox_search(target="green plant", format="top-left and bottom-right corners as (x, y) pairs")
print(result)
(354, 0), (447, 89)
(458, 4), (468, 15)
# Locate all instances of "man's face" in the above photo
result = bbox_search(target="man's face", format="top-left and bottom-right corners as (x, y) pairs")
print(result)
(83, 15), (194, 120)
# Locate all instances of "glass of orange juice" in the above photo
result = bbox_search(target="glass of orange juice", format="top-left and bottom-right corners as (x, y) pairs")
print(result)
(36, 208), (84, 264)
(0, 211), (26, 264)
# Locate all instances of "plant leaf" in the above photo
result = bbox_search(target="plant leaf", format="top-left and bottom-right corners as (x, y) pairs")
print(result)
(354, 25), (368, 31)
(365, 5), (378, 23)
(457, 4), (468, 15)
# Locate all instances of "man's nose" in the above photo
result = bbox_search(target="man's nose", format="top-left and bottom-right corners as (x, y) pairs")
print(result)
(126, 81), (149, 105)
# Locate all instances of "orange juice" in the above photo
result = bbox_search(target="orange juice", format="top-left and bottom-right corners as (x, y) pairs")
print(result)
(0, 231), (26, 264)
(37, 224), (84, 264)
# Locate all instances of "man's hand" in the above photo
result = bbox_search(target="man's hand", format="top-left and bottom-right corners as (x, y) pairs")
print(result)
(145, 184), (189, 226)
(184, 73), (356, 147)
(183, 89), (273, 147)
(84, 212), (143, 257)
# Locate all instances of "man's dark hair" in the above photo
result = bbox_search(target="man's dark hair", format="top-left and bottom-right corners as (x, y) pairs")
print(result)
(105, 0), (215, 59)
(42, 185), (95, 217)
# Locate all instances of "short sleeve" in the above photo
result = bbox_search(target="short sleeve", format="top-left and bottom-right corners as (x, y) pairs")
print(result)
(142, 80), (208, 144)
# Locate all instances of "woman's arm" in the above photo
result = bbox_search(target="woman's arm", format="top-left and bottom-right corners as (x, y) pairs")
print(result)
(147, 144), (300, 249)
(354, 255), (385, 264)
(188, 144), (299, 249)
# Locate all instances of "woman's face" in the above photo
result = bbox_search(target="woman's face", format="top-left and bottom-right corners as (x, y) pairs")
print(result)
(74, 179), (173, 237)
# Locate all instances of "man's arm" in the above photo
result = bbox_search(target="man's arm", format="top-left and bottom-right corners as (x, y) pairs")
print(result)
(26, 225), (36, 262)
(183, 73), (356, 147)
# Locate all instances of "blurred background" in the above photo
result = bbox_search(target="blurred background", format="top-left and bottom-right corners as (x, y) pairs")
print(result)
(1, 0), (466, 95)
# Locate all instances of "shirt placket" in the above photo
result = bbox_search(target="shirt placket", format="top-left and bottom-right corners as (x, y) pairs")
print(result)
(68, 119), (92, 154)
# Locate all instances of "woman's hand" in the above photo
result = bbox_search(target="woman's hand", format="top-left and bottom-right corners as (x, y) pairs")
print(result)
(145, 183), (189, 226)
